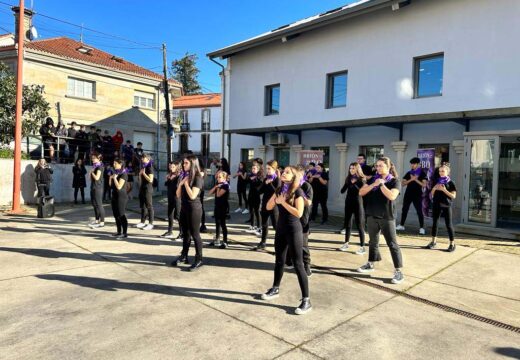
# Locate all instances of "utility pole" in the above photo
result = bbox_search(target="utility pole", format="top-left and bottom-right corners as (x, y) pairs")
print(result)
(162, 43), (172, 162)
(11, 0), (25, 213)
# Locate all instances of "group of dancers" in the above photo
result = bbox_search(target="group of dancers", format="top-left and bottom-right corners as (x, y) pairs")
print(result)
(85, 152), (457, 315)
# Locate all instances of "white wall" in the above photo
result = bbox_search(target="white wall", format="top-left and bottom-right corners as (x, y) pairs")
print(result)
(227, 0), (520, 131)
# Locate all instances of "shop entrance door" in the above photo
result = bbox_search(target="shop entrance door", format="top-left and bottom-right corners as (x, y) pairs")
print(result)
(497, 137), (520, 229)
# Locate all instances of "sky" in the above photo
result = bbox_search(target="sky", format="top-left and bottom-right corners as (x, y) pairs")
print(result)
(0, 0), (357, 93)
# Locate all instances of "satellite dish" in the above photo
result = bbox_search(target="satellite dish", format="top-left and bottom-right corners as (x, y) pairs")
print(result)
(29, 26), (38, 40)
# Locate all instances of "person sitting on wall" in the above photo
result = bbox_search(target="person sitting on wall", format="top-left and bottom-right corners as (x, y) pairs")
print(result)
(396, 157), (427, 235)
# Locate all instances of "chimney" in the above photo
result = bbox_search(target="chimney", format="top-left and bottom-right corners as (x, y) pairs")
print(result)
(12, 6), (34, 42)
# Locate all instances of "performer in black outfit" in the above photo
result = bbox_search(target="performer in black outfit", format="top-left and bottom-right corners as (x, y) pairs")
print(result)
(88, 154), (105, 229)
(161, 161), (181, 239)
(199, 165), (208, 233)
(427, 164), (457, 252)
(297, 165), (313, 277)
(172, 155), (204, 271)
(257, 160), (281, 249)
(110, 158), (129, 239)
(209, 171), (230, 249)
(35, 158), (53, 197)
(245, 163), (263, 234)
(309, 163), (329, 224)
(233, 161), (249, 214)
(338, 162), (367, 255)
(72, 158), (87, 204)
(397, 157), (427, 235)
(261, 166), (312, 315)
(357, 157), (404, 285)
(136, 154), (154, 231)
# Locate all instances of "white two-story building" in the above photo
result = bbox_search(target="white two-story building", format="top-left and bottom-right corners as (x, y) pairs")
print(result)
(208, 0), (520, 238)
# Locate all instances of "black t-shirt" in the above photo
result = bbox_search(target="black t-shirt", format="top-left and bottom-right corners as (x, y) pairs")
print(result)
(261, 176), (281, 208)
(237, 169), (248, 190)
(90, 165), (103, 190)
(248, 175), (263, 203)
(433, 180), (457, 207)
(341, 177), (366, 206)
(276, 188), (305, 233)
(140, 165), (153, 190)
(361, 164), (374, 177)
(310, 172), (329, 196)
(111, 173), (128, 198)
(300, 181), (313, 233)
(165, 173), (179, 199)
(215, 183), (230, 213)
(365, 177), (401, 220)
(403, 169), (427, 198)
(181, 175), (203, 209)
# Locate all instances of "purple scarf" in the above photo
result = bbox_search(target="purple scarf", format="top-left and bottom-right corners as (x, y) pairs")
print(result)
(141, 160), (153, 169)
(179, 170), (188, 180)
(249, 172), (258, 180)
(218, 181), (229, 188)
(92, 162), (102, 170)
(117, 167), (128, 175)
(266, 172), (277, 181)
(306, 169), (317, 176)
(281, 182), (290, 194)
(437, 176), (451, 185)
(371, 173), (394, 191)
(409, 167), (422, 177)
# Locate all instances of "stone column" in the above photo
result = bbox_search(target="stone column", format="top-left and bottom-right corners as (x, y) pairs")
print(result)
(257, 145), (268, 165)
(452, 140), (465, 221)
(335, 143), (349, 187)
(290, 144), (304, 165)
(391, 141), (408, 210)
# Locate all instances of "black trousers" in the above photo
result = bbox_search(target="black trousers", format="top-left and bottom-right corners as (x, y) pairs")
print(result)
(311, 195), (328, 222)
(344, 202), (365, 247)
(103, 183), (112, 201)
(260, 207), (279, 244)
(167, 197), (179, 232)
(37, 183), (50, 197)
(302, 232), (311, 267)
(215, 211), (228, 243)
(74, 187), (85, 202)
(180, 206), (203, 261)
(139, 189), (154, 224)
(249, 201), (261, 228)
(432, 205), (455, 241)
(273, 226), (309, 298)
(400, 194), (424, 228)
(367, 216), (403, 269)
(200, 191), (206, 228)
(238, 188), (248, 208)
(90, 188), (105, 222)
(111, 196), (128, 235)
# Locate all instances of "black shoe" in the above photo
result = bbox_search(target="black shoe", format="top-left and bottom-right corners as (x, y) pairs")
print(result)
(226, 215), (231, 220)
(200, 226), (208, 233)
(425, 241), (437, 249)
(305, 264), (312, 277)
(111, 233), (122, 237)
(256, 242), (266, 250)
(320, 220), (327, 225)
(171, 254), (189, 267)
(116, 234), (128, 240)
(74, 200), (78, 205)
(447, 243), (456, 252)
(190, 260), (203, 271)
(219, 242), (228, 249)
(175, 233), (183, 240)
(82, 201), (86, 204)
(295, 298), (312, 315)
(260, 287), (279, 300)
(244, 218), (252, 224)
(160, 231), (172, 238)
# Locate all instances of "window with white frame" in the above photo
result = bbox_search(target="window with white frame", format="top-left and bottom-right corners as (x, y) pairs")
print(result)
(201, 108), (210, 131)
(133, 91), (155, 109)
(67, 77), (95, 99)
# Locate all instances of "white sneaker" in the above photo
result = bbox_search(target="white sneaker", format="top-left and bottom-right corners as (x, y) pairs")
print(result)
(88, 220), (97, 226)
(242, 209), (250, 215)
(254, 228), (262, 236)
(396, 225), (405, 231)
(135, 222), (146, 229)
(355, 247), (366, 255)
(357, 262), (375, 273)
(234, 208), (242, 213)
(90, 222), (105, 229)
(244, 226), (255, 233)
(340, 228), (346, 235)
(338, 243), (349, 252)
(419, 228), (426, 235)
(142, 224), (154, 231)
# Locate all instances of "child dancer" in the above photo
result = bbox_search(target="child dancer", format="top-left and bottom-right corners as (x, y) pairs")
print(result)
(209, 171), (230, 248)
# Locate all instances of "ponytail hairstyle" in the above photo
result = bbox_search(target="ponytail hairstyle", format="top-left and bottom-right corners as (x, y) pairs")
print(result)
(347, 162), (366, 183)
(185, 155), (202, 187)
(276, 165), (302, 206)
(377, 156), (398, 178)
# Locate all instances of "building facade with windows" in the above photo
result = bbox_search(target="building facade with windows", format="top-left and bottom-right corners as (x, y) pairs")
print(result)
(208, 0), (520, 238)
(0, 8), (182, 161)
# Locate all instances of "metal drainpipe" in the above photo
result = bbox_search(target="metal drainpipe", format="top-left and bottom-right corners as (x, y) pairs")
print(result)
(210, 57), (226, 159)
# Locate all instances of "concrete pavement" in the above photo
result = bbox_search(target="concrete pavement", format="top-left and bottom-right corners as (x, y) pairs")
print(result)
(0, 199), (519, 359)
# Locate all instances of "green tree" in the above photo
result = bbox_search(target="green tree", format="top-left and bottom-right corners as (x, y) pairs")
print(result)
(171, 53), (202, 95)
(0, 62), (50, 145)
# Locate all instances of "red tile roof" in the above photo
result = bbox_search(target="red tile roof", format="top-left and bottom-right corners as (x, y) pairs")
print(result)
(173, 93), (221, 109)
(1, 36), (181, 86)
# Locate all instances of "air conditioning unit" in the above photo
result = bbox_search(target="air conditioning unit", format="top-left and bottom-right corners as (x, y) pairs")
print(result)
(268, 132), (288, 145)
